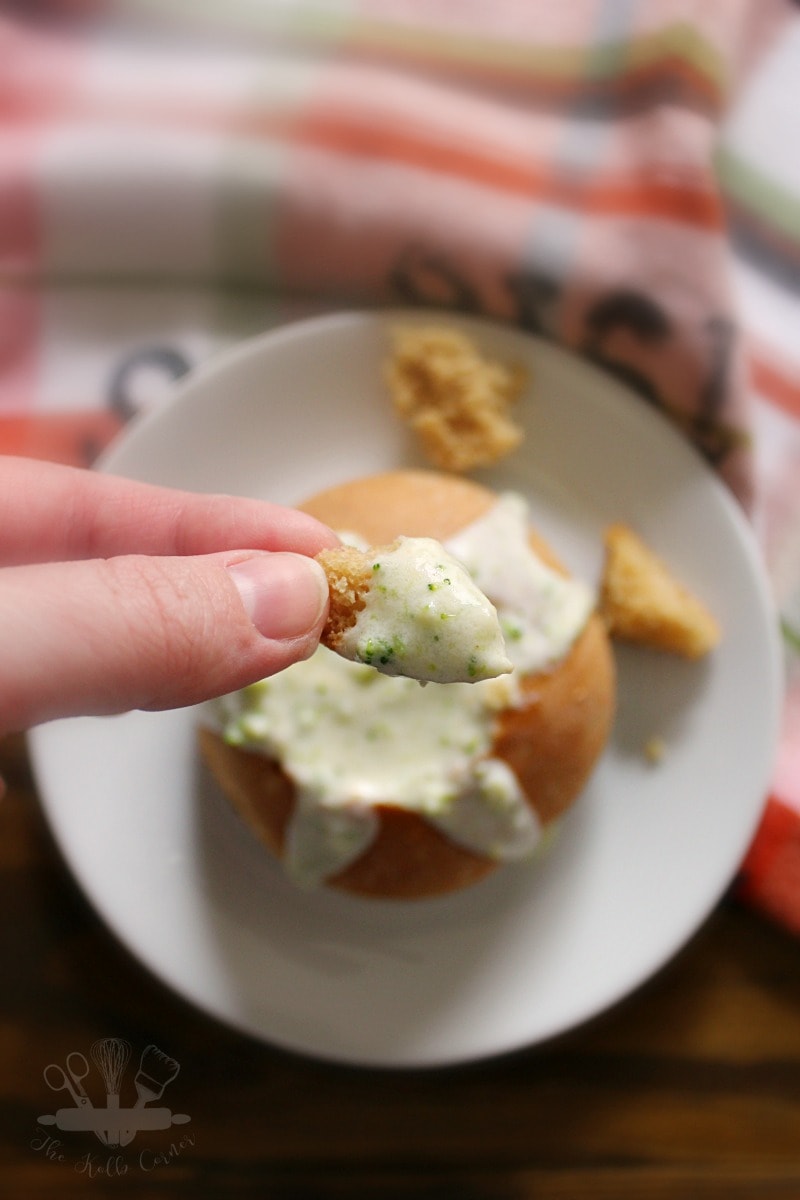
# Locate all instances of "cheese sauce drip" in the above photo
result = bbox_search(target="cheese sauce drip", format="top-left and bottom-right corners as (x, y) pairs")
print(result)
(338, 535), (512, 684)
(219, 493), (594, 887)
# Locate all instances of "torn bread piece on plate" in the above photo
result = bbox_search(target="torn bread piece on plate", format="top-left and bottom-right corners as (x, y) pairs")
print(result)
(385, 324), (526, 472)
(316, 537), (512, 685)
(599, 523), (721, 659)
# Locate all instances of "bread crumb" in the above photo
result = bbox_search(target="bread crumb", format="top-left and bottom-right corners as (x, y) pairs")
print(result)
(599, 524), (720, 659)
(644, 735), (666, 764)
(386, 325), (526, 472)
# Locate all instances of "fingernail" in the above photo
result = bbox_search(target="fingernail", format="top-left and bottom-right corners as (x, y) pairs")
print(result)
(228, 553), (328, 641)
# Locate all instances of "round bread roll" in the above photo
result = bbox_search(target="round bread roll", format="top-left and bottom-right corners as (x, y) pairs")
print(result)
(199, 469), (616, 899)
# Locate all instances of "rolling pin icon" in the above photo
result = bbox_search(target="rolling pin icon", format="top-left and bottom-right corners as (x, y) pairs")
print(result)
(38, 1108), (190, 1133)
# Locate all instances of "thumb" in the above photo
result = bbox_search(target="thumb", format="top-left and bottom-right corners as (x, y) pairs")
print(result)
(0, 550), (330, 732)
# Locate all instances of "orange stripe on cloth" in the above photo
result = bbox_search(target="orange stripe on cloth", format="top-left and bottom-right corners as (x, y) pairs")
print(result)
(0, 412), (124, 468)
(0, 77), (724, 234)
(24, 92), (722, 229)
(0, 288), (40, 406)
(750, 350), (800, 422)
(737, 797), (800, 938)
(292, 113), (724, 230)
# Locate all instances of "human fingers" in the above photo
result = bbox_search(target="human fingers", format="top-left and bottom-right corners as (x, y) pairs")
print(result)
(0, 549), (330, 734)
(0, 456), (338, 566)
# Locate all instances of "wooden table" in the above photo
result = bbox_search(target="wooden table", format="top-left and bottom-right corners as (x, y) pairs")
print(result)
(2, 730), (800, 1199)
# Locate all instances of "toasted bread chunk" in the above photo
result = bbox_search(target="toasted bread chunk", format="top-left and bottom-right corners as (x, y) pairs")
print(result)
(386, 325), (526, 472)
(315, 545), (372, 648)
(600, 524), (720, 659)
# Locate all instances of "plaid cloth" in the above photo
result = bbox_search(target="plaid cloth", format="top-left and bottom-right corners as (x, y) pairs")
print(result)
(2, 0), (799, 931)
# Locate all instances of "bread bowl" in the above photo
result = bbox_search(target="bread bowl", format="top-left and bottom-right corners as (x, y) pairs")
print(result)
(200, 469), (616, 899)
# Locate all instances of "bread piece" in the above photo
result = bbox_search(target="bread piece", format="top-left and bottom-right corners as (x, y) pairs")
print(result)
(202, 470), (616, 898)
(599, 524), (720, 659)
(315, 544), (372, 647)
(386, 325), (526, 472)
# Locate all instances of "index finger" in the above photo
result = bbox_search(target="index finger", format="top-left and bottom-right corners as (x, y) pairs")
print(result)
(0, 456), (338, 566)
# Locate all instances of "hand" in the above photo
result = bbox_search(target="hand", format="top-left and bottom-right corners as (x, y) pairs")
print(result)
(0, 456), (337, 738)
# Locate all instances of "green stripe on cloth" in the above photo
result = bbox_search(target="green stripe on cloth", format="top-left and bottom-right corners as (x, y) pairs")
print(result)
(117, 0), (354, 47)
(121, 1), (727, 99)
(716, 143), (800, 246)
(623, 21), (728, 93)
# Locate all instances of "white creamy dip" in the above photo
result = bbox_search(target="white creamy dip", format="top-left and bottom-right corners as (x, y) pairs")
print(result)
(446, 493), (595, 674)
(219, 492), (594, 887)
(337, 535), (512, 684)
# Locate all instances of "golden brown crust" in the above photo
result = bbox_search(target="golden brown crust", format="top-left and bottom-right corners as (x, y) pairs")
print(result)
(494, 614), (615, 825)
(199, 725), (291, 861)
(302, 469), (492, 545)
(599, 523), (720, 659)
(315, 544), (372, 649)
(200, 469), (616, 899)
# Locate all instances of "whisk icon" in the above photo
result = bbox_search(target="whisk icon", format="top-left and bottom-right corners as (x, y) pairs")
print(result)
(91, 1037), (131, 1148)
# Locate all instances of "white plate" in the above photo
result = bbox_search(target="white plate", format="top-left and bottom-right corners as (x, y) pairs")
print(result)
(30, 310), (782, 1068)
